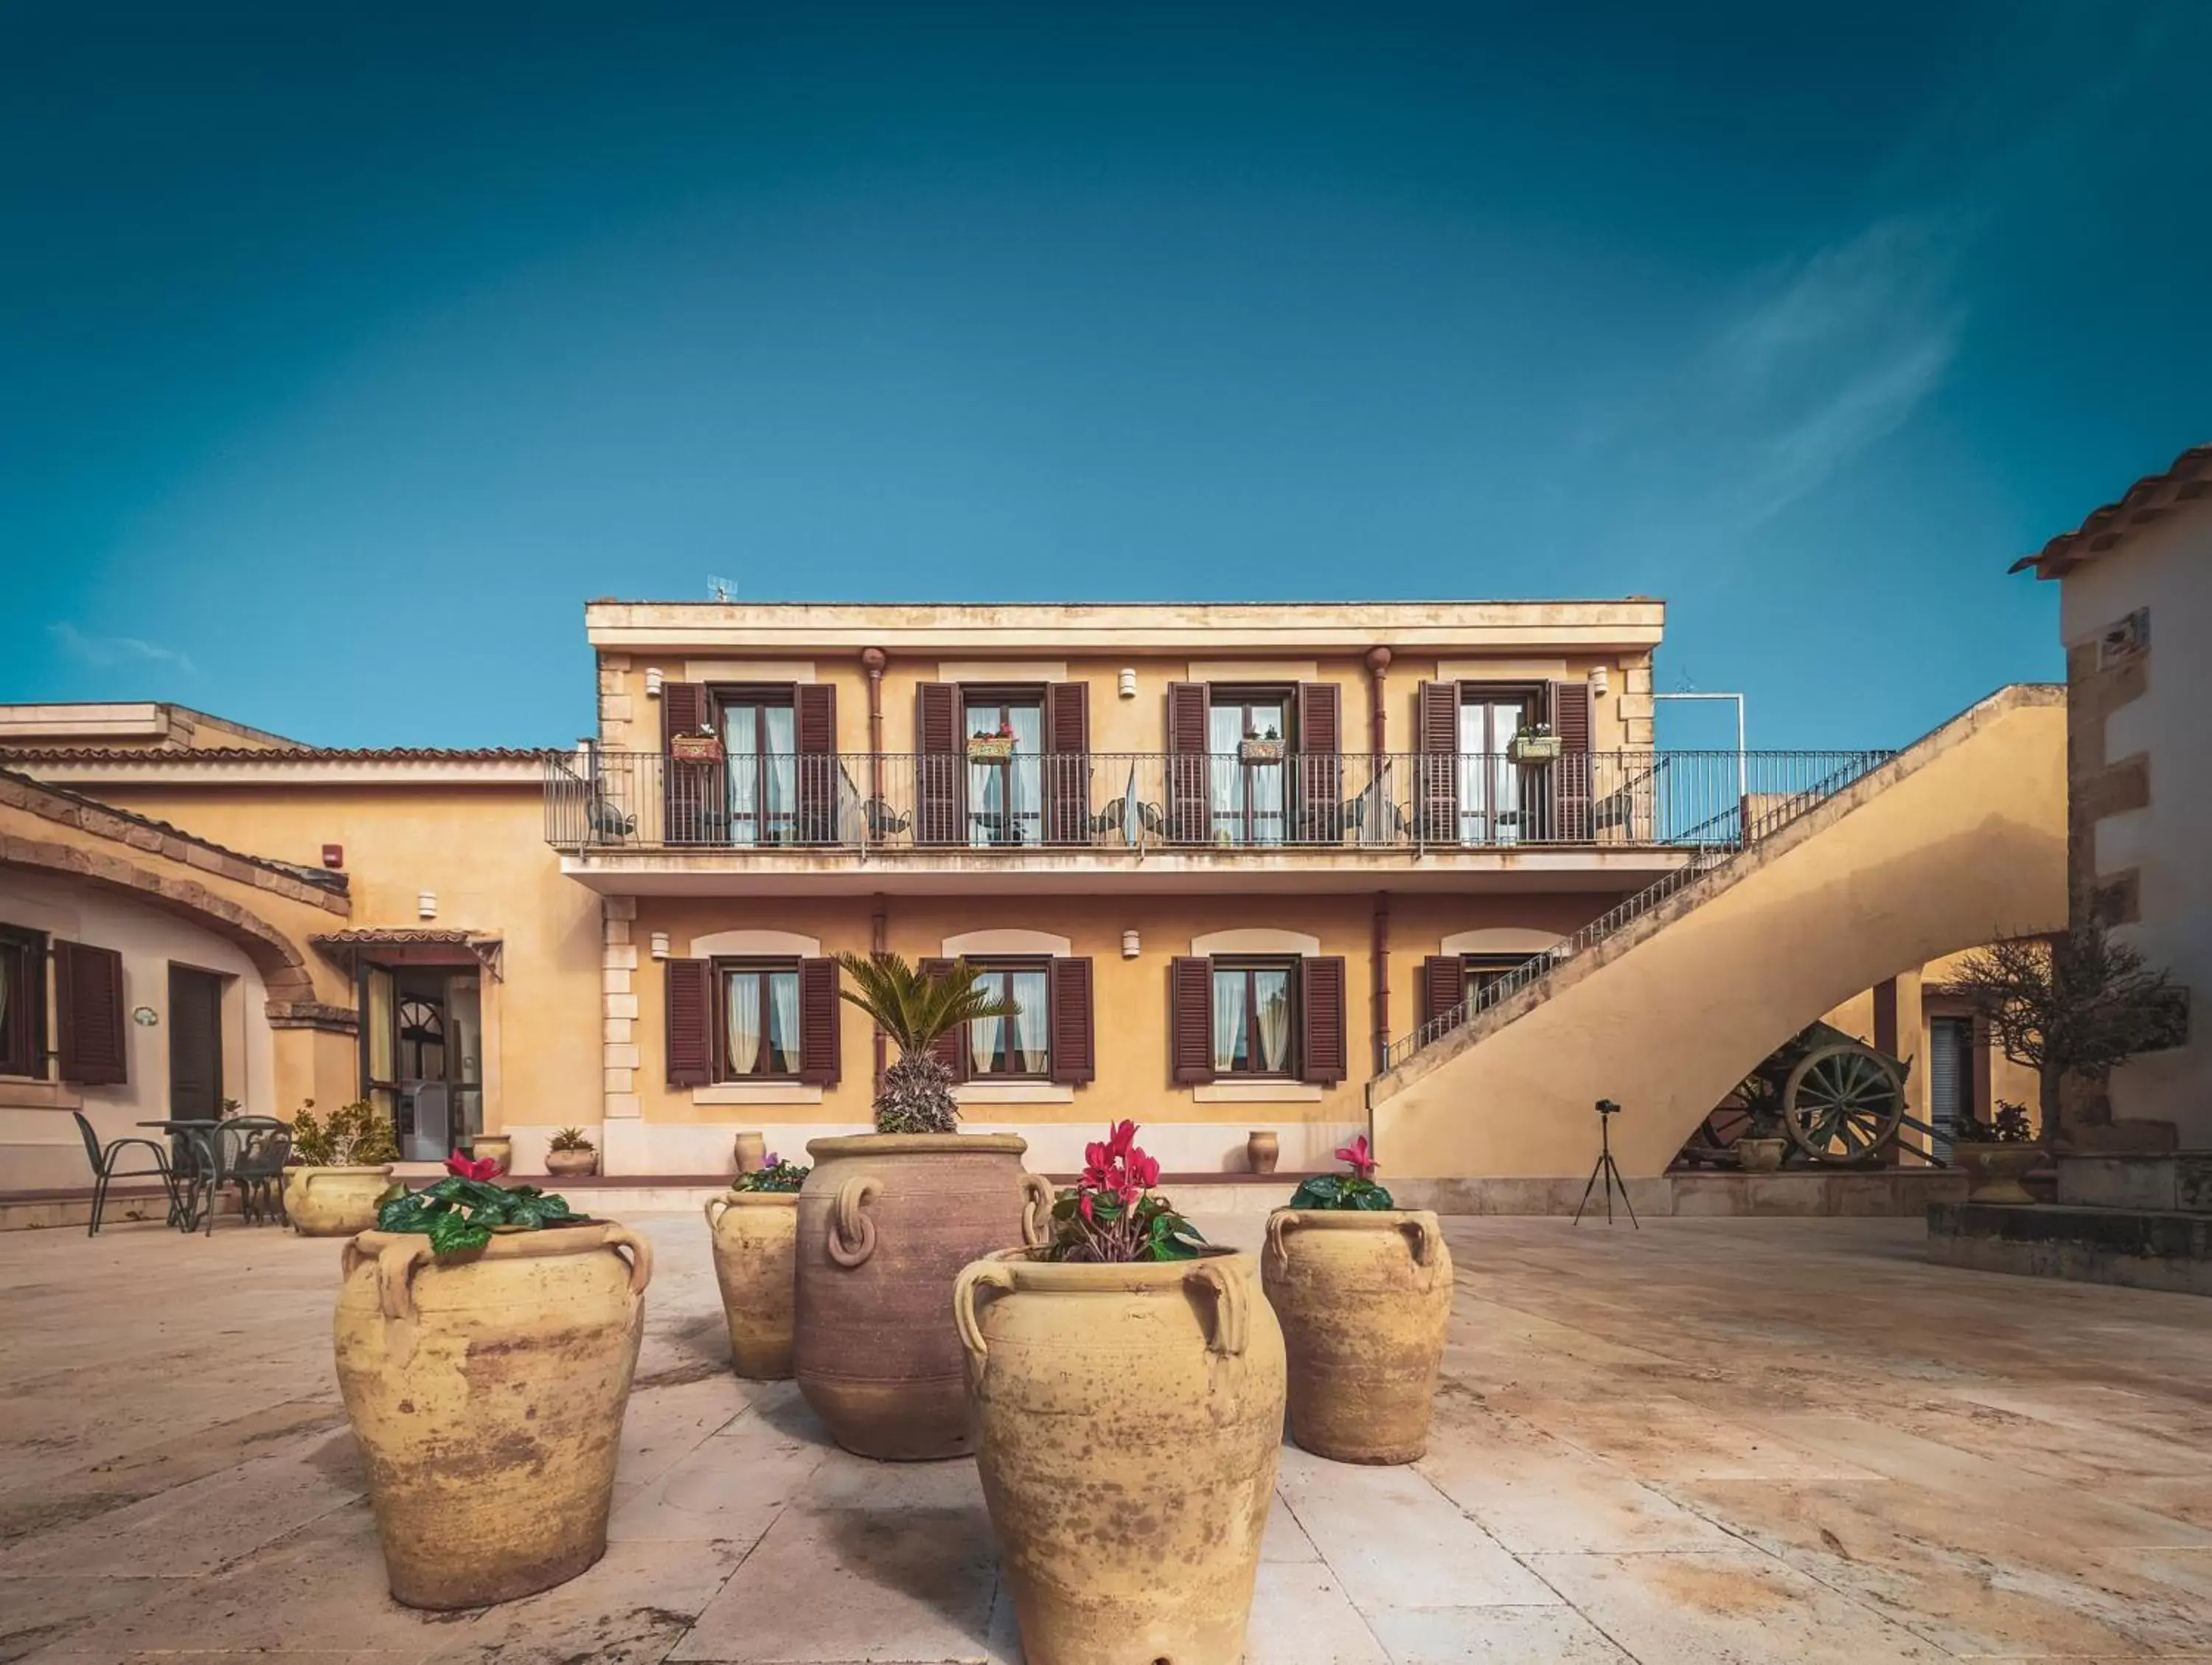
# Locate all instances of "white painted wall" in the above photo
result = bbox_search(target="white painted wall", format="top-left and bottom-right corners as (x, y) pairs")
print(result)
(2062, 507), (2212, 1144)
(0, 869), (276, 1192)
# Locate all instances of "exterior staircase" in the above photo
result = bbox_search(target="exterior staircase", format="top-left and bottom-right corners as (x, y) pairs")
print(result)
(1368, 685), (2067, 1179)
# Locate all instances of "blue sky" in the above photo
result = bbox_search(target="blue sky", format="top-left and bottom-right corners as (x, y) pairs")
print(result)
(4, 1), (2207, 751)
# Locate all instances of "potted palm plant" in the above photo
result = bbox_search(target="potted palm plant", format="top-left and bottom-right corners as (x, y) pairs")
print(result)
(956, 1122), (1285, 1665)
(1263, 1136), (1453, 1464)
(792, 952), (1052, 1460)
(705, 1153), (810, 1380)
(282, 1099), (400, 1237)
(335, 1155), (652, 1608)
(545, 1126), (599, 1178)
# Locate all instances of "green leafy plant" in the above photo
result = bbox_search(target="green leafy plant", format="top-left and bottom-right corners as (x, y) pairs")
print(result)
(1953, 1100), (2035, 1144)
(1288, 1135), (1396, 1210)
(376, 1153), (578, 1254)
(732, 1153), (810, 1193)
(548, 1126), (597, 1153)
(289, 1099), (400, 1167)
(833, 952), (1021, 1133)
(1038, 1121), (1206, 1262)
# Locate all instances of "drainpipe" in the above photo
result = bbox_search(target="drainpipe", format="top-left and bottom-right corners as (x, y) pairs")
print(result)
(862, 647), (886, 842)
(1371, 891), (1390, 1079)
(1365, 645), (1391, 768)
(872, 891), (888, 1091)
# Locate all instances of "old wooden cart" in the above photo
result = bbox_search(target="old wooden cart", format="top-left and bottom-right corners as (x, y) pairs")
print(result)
(1677, 1021), (1930, 1168)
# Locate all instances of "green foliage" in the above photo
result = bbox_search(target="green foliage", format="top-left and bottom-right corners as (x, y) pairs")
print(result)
(289, 1099), (399, 1167)
(547, 1125), (597, 1153)
(1039, 1187), (1207, 1263)
(1287, 1173), (1397, 1210)
(376, 1175), (577, 1256)
(1954, 1100), (2035, 1144)
(732, 1158), (810, 1193)
(833, 953), (1024, 1133)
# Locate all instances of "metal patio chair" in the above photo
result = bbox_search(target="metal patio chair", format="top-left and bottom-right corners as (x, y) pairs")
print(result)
(219, 1118), (293, 1227)
(72, 1110), (178, 1237)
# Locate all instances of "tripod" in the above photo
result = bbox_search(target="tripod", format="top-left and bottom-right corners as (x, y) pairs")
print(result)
(1573, 1099), (1639, 1228)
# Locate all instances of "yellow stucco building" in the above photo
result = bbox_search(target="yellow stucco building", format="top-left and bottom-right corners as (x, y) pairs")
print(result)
(1, 599), (2065, 1191)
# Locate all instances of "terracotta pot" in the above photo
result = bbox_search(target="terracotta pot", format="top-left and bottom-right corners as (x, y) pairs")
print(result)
(705, 1190), (799, 1379)
(1263, 1209), (1453, 1464)
(795, 1133), (1051, 1460)
(733, 1130), (766, 1174)
(955, 1247), (1285, 1665)
(1246, 1130), (1279, 1175)
(1736, 1136), (1787, 1173)
(545, 1147), (599, 1178)
(282, 1165), (394, 1237)
(471, 1135), (513, 1169)
(1956, 1144), (2041, 1204)
(333, 1222), (651, 1609)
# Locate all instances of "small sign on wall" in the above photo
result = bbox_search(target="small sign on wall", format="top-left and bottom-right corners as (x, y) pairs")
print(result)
(133, 1007), (159, 1027)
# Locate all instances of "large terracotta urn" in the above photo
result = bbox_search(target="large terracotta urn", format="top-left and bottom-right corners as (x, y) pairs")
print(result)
(794, 1134), (1050, 1460)
(1956, 1144), (2042, 1204)
(283, 1165), (394, 1237)
(333, 1222), (652, 1608)
(704, 1190), (798, 1379)
(955, 1247), (1286, 1665)
(1263, 1209), (1453, 1464)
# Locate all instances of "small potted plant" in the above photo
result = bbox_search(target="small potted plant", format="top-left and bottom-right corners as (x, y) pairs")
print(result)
(545, 1126), (599, 1178)
(334, 1153), (652, 1610)
(1506, 720), (1561, 764)
(1263, 1136), (1452, 1464)
(793, 953), (1050, 1460)
(955, 1122), (1285, 1665)
(1238, 723), (1285, 764)
(967, 717), (1016, 761)
(282, 1099), (400, 1237)
(1730, 1074), (1789, 1172)
(705, 1153), (810, 1380)
(1952, 1101), (2039, 1203)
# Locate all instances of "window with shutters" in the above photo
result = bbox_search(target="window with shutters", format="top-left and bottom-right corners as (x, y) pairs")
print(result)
(714, 958), (804, 1080)
(965, 958), (1052, 1078)
(0, 925), (47, 1079)
(1210, 956), (1300, 1077)
(54, 939), (128, 1087)
(1464, 952), (1541, 1001)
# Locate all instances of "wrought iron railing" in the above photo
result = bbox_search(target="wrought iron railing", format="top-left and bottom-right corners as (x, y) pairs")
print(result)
(1377, 746), (1896, 1074)
(545, 748), (1890, 856)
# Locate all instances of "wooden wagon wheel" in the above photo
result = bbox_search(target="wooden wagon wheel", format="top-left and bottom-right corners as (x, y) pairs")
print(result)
(1781, 1042), (1905, 1164)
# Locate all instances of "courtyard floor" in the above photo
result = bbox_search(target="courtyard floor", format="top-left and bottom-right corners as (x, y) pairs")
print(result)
(1, 1212), (2208, 1664)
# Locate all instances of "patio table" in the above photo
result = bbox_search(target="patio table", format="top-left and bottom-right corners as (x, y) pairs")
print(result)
(136, 1120), (222, 1231)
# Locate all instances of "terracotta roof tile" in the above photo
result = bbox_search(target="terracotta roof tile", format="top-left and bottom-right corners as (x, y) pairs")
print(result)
(0, 745), (560, 763)
(0, 765), (349, 893)
(2015, 443), (2212, 578)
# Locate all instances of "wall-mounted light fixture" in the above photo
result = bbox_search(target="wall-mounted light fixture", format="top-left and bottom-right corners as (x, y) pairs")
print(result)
(650, 931), (671, 960)
(1590, 665), (1610, 699)
(1121, 928), (1141, 959)
(644, 667), (664, 698)
(417, 891), (438, 920)
(1118, 668), (1138, 700)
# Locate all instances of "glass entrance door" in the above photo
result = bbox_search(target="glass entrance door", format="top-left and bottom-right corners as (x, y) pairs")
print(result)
(362, 963), (484, 1158)
(1458, 693), (1531, 844)
(1209, 694), (1289, 846)
(723, 698), (797, 846)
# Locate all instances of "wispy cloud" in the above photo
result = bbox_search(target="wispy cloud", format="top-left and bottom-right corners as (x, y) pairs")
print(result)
(47, 622), (198, 677)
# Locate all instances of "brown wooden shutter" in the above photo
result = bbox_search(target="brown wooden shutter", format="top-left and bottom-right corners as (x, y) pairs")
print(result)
(914, 683), (963, 845)
(798, 956), (842, 1086)
(1295, 681), (1342, 843)
(661, 682), (714, 846)
(1421, 955), (1466, 1031)
(1548, 678), (1594, 841)
(1414, 681), (1460, 843)
(1301, 955), (1348, 1085)
(917, 956), (967, 1080)
(665, 959), (712, 1088)
(795, 683), (838, 844)
(1044, 681), (1091, 844)
(54, 940), (127, 1086)
(1048, 956), (1095, 1085)
(1169, 956), (1214, 1085)
(1165, 682), (1211, 844)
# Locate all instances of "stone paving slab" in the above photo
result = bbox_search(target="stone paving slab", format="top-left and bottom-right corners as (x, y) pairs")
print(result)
(4, 1214), (2212, 1664)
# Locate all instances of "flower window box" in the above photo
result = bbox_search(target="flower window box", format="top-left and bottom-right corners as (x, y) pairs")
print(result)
(1237, 737), (1285, 765)
(1506, 731), (1561, 765)
(670, 733), (724, 763)
(967, 735), (1016, 762)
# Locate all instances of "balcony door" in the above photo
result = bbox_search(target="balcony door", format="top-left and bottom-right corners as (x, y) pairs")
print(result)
(964, 691), (1044, 847)
(1457, 686), (1535, 845)
(1208, 690), (1290, 847)
(722, 692), (797, 847)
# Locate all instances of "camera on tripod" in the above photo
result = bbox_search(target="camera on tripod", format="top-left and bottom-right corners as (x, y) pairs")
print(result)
(1574, 1096), (1638, 1228)
(1595, 1098), (1621, 1116)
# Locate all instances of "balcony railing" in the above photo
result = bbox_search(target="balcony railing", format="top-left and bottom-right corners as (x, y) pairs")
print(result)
(546, 749), (1892, 855)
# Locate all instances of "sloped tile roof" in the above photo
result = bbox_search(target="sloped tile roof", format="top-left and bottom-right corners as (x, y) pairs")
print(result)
(2014, 443), (2212, 577)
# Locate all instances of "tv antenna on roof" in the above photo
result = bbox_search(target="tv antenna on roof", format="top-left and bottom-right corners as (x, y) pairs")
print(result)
(707, 575), (737, 602)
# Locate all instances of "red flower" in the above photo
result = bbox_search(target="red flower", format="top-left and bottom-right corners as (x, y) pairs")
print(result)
(1335, 1136), (1377, 1180)
(445, 1153), (503, 1182)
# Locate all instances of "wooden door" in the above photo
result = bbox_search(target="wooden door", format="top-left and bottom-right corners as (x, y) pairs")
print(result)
(167, 964), (224, 1119)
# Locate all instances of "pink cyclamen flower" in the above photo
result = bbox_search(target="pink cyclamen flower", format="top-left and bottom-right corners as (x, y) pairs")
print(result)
(445, 1153), (504, 1182)
(1334, 1136), (1377, 1180)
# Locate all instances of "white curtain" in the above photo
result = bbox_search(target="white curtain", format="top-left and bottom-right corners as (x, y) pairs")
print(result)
(969, 1010), (1000, 1073)
(1211, 969), (1248, 1072)
(1256, 970), (1293, 1072)
(1009, 705), (1043, 843)
(768, 970), (801, 1074)
(1208, 706), (1241, 835)
(726, 972), (762, 1075)
(1012, 970), (1049, 1072)
(764, 706), (796, 839)
(726, 704), (798, 845)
